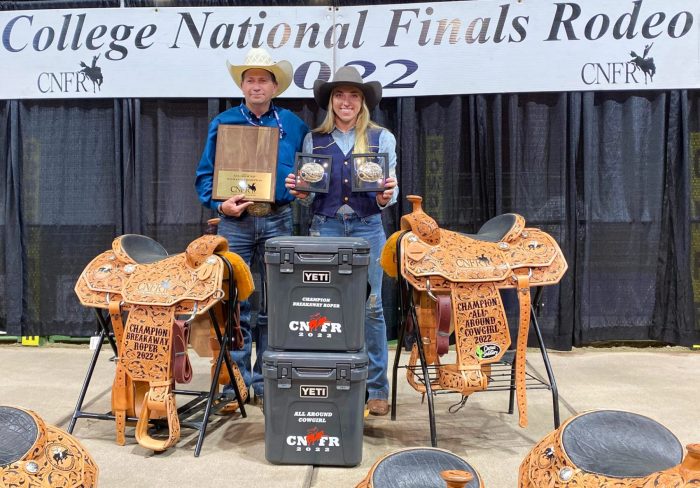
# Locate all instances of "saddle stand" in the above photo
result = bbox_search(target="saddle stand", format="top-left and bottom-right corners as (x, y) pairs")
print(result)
(69, 233), (250, 457)
(383, 196), (567, 447)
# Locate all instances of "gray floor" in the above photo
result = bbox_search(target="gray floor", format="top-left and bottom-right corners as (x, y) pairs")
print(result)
(1, 343), (698, 487)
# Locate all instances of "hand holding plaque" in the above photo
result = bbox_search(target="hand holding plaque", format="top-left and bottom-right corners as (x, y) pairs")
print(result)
(350, 153), (389, 192)
(212, 125), (279, 202)
(293, 153), (332, 193)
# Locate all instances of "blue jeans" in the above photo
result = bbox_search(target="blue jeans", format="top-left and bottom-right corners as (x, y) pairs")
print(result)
(218, 206), (293, 398)
(309, 212), (389, 401)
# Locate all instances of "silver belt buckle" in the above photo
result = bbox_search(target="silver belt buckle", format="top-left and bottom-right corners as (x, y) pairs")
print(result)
(248, 202), (272, 217)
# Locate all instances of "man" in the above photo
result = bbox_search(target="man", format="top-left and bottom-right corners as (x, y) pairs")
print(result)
(195, 48), (308, 406)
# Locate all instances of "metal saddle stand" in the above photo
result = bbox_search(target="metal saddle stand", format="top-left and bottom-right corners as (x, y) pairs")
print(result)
(391, 284), (561, 447)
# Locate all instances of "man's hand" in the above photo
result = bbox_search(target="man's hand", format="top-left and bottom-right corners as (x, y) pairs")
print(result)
(220, 194), (254, 217)
(285, 173), (310, 199)
(376, 177), (397, 206)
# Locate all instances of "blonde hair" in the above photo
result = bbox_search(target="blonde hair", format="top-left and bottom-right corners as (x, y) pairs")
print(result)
(314, 87), (381, 153)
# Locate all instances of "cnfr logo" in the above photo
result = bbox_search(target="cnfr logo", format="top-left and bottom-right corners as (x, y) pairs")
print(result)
(287, 427), (340, 451)
(38, 54), (104, 94)
(581, 44), (657, 86)
(289, 312), (342, 335)
(136, 280), (171, 296)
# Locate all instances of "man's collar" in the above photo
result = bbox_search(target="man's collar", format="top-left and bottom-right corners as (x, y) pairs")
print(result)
(240, 101), (276, 119)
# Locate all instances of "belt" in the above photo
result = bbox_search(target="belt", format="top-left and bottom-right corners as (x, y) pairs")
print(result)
(247, 202), (290, 217)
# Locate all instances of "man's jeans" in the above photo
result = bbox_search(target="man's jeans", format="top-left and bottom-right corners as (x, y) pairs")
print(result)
(218, 207), (292, 398)
(309, 212), (389, 401)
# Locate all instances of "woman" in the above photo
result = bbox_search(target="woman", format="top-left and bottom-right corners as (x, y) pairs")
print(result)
(285, 66), (398, 416)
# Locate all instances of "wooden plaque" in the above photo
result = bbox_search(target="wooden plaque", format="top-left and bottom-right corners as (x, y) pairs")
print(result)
(212, 124), (279, 202)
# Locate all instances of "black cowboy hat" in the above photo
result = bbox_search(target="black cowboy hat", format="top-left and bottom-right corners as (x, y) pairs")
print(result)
(313, 66), (382, 110)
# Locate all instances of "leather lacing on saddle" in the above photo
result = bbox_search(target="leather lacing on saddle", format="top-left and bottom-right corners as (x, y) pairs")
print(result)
(382, 196), (567, 427)
(75, 233), (253, 452)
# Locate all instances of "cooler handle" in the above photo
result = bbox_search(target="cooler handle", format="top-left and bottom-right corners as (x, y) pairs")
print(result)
(294, 368), (335, 379)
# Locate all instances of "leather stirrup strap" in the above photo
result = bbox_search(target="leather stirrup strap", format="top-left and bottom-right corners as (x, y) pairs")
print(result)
(436, 294), (452, 356)
(172, 320), (192, 384)
(515, 272), (532, 428)
(109, 300), (129, 445)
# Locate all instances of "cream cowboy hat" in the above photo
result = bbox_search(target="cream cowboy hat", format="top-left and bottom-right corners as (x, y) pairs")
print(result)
(226, 48), (293, 98)
(313, 66), (383, 110)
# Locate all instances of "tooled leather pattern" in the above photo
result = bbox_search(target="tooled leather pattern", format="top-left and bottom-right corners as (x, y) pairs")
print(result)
(397, 201), (567, 422)
(0, 408), (99, 488)
(402, 228), (564, 287)
(74, 235), (231, 451)
(519, 421), (700, 488)
(75, 235), (226, 314)
(400, 211), (441, 245)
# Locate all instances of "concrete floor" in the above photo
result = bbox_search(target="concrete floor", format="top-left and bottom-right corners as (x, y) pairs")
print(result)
(1, 343), (698, 487)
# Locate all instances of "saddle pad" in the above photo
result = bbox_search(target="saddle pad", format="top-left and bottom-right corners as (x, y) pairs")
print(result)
(370, 448), (481, 488)
(0, 407), (37, 466)
(561, 410), (683, 478)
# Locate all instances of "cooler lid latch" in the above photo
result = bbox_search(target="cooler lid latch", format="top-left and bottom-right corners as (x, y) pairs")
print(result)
(277, 362), (292, 388)
(338, 249), (352, 275)
(336, 363), (351, 390)
(280, 248), (294, 273)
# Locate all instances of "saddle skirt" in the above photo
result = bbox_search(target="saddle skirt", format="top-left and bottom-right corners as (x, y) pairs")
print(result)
(0, 405), (99, 487)
(519, 410), (700, 487)
(74, 234), (240, 452)
(75, 235), (226, 314)
(382, 196), (567, 427)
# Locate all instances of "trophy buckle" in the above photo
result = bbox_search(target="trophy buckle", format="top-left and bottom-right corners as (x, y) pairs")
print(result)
(247, 202), (272, 217)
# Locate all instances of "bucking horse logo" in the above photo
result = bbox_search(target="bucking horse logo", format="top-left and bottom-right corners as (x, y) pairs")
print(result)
(79, 54), (104, 93)
(629, 43), (656, 84)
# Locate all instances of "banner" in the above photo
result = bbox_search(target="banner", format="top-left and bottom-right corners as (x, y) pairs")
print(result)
(1, 0), (698, 99)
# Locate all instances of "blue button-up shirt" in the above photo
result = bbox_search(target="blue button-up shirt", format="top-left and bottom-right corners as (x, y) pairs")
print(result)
(195, 102), (309, 210)
(300, 126), (399, 211)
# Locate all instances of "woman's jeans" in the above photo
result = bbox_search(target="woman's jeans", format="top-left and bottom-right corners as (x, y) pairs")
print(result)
(218, 206), (293, 398)
(309, 212), (389, 401)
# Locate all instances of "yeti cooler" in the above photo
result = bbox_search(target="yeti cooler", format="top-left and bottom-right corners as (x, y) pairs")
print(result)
(263, 350), (368, 466)
(265, 237), (370, 351)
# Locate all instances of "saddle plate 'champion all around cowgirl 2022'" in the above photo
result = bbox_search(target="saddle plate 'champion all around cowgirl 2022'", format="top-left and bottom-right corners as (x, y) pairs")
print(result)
(382, 196), (567, 427)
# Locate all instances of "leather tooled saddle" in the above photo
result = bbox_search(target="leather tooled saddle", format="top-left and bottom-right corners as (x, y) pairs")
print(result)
(74, 234), (251, 451)
(356, 447), (484, 488)
(381, 196), (567, 427)
(0, 405), (98, 487)
(519, 409), (700, 487)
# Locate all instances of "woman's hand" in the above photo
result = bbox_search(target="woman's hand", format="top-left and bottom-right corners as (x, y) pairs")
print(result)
(285, 173), (310, 199)
(376, 177), (397, 206)
(220, 194), (254, 217)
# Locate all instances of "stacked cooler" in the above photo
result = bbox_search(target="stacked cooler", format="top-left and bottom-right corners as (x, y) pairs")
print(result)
(263, 237), (370, 467)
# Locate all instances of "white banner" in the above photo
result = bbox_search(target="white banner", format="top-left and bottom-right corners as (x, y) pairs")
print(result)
(0, 0), (698, 99)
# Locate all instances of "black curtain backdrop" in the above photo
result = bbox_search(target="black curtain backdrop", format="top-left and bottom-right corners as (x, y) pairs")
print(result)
(2, 0), (700, 349)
